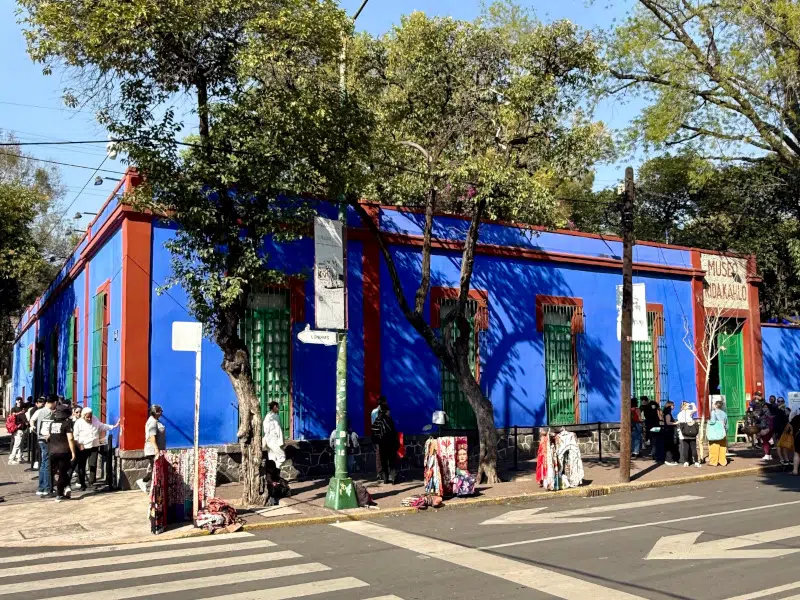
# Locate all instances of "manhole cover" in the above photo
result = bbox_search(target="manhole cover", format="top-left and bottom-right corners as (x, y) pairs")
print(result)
(18, 523), (88, 540)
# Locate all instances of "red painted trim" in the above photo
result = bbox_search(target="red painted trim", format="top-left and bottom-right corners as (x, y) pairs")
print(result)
(366, 202), (755, 258)
(288, 278), (306, 440)
(347, 228), (704, 278)
(83, 263), (90, 407)
(534, 295), (584, 334)
(120, 217), (152, 451)
(691, 251), (708, 416)
(430, 287), (489, 330)
(362, 205), (381, 435)
(747, 258), (764, 392)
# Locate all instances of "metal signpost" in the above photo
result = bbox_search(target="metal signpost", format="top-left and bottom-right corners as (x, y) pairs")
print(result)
(312, 214), (358, 510)
(171, 321), (203, 521)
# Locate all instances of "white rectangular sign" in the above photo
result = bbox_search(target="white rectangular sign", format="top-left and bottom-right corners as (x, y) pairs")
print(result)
(171, 321), (202, 352)
(314, 216), (346, 330)
(789, 392), (800, 415)
(700, 253), (749, 310)
(617, 283), (648, 342)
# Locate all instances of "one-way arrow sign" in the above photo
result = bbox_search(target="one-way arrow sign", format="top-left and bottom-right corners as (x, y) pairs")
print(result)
(481, 495), (702, 525)
(646, 525), (800, 560)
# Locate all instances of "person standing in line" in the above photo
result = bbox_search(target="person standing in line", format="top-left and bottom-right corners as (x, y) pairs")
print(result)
(630, 398), (643, 458)
(30, 397), (55, 496)
(371, 395), (388, 480)
(678, 409), (701, 468)
(135, 405), (165, 493)
(789, 410), (800, 476)
(7, 397), (28, 465)
(662, 401), (679, 466)
(758, 404), (775, 462)
(372, 404), (399, 484)
(47, 406), (76, 502)
(640, 396), (658, 450)
(262, 401), (286, 469)
(773, 397), (790, 453)
(73, 407), (119, 491)
(27, 396), (42, 467)
(707, 400), (729, 467)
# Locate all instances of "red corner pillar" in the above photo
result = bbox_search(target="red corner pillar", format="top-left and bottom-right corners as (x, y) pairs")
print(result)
(747, 256), (764, 393)
(120, 214), (152, 451)
(691, 250), (708, 416)
(361, 204), (382, 435)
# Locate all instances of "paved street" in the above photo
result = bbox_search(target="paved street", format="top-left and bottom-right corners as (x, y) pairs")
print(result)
(1, 473), (798, 600)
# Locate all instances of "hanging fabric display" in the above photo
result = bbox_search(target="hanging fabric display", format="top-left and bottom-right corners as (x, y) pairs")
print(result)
(423, 438), (443, 497)
(149, 454), (169, 535)
(555, 430), (584, 488)
(162, 448), (219, 524)
(436, 436), (457, 492)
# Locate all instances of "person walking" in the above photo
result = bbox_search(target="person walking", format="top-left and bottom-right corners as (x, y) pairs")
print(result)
(631, 398), (643, 458)
(30, 397), (55, 496)
(47, 406), (77, 502)
(7, 397), (28, 465)
(678, 409), (701, 468)
(73, 407), (119, 490)
(135, 405), (165, 493)
(262, 401), (286, 469)
(707, 400), (729, 467)
(372, 404), (399, 484)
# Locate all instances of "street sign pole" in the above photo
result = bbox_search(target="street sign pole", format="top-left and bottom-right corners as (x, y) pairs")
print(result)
(322, 207), (358, 510)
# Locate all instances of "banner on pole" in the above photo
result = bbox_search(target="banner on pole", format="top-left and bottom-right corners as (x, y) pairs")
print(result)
(314, 216), (346, 330)
(617, 283), (648, 342)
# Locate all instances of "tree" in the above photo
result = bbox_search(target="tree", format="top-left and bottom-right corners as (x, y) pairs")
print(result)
(0, 132), (68, 378)
(607, 0), (800, 169)
(349, 4), (610, 481)
(19, 0), (363, 504)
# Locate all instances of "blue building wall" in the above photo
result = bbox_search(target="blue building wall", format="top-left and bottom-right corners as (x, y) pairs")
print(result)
(379, 245), (698, 434)
(11, 227), (123, 438)
(763, 326), (800, 399)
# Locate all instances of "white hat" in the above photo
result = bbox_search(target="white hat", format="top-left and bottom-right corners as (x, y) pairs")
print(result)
(81, 407), (93, 417)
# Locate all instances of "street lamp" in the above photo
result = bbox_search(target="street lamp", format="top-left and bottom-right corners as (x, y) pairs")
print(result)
(74, 212), (97, 221)
(94, 176), (121, 186)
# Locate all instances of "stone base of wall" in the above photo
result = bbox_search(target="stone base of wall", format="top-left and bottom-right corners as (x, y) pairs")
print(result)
(116, 423), (621, 487)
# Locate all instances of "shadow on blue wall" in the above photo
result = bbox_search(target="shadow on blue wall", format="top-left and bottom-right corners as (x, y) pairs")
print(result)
(763, 327), (800, 399)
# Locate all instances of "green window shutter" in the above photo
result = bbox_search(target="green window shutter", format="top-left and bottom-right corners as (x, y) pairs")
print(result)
(632, 315), (656, 400)
(439, 300), (478, 430)
(91, 292), (108, 419)
(718, 328), (745, 441)
(245, 291), (292, 439)
(543, 305), (576, 426)
(64, 315), (75, 402)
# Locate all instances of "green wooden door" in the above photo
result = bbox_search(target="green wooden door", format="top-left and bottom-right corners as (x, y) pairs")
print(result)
(441, 312), (478, 430)
(544, 320), (576, 426)
(244, 302), (291, 438)
(718, 328), (745, 441)
(632, 316), (656, 400)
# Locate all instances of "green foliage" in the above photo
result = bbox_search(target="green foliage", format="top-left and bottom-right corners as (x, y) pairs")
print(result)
(607, 0), (800, 166)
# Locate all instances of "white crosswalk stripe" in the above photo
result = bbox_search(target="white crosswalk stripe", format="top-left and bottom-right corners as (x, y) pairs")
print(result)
(2, 533), (404, 600)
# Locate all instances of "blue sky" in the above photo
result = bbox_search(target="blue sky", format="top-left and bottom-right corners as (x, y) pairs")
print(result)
(0, 0), (636, 223)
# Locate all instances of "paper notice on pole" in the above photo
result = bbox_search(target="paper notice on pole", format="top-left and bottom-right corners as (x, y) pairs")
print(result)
(789, 392), (800, 414)
(314, 216), (346, 330)
(617, 283), (648, 342)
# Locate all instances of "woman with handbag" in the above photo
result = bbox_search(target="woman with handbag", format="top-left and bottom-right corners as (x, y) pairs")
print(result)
(776, 420), (795, 467)
(707, 400), (729, 467)
(679, 412), (701, 467)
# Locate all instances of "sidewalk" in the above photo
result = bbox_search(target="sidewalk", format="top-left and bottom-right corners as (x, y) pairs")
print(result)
(0, 424), (784, 545)
(223, 445), (783, 530)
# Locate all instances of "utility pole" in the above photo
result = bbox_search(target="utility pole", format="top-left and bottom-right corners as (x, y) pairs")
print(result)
(619, 167), (635, 483)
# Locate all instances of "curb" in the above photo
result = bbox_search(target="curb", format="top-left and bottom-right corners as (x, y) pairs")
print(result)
(239, 462), (786, 533)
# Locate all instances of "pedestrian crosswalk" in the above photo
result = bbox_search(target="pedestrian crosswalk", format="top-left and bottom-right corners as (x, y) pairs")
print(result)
(0, 532), (402, 600)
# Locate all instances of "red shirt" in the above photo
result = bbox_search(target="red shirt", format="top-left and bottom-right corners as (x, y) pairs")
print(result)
(631, 407), (642, 423)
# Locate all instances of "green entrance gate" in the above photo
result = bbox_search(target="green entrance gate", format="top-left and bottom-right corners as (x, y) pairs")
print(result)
(718, 327), (745, 442)
(440, 300), (478, 430)
(543, 305), (576, 426)
(632, 314), (656, 400)
(243, 293), (291, 439)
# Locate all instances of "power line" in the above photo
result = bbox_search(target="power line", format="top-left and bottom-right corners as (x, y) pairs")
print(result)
(0, 100), (83, 113)
(0, 151), (126, 174)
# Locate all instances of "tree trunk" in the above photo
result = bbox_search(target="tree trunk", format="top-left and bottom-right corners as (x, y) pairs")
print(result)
(218, 330), (268, 507)
(455, 366), (499, 483)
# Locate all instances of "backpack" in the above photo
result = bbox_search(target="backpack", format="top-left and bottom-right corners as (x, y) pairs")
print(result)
(5, 412), (18, 435)
(680, 421), (699, 439)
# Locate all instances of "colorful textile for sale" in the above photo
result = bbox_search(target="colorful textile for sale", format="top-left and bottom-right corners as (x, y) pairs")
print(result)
(555, 430), (584, 488)
(535, 434), (547, 485)
(537, 432), (560, 491)
(423, 438), (443, 497)
(436, 436), (457, 493)
(454, 436), (469, 472)
(163, 448), (219, 523)
(452, 473), (476, 496)
(195, 497), (238, 532)
(149, 454), (168, 535)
